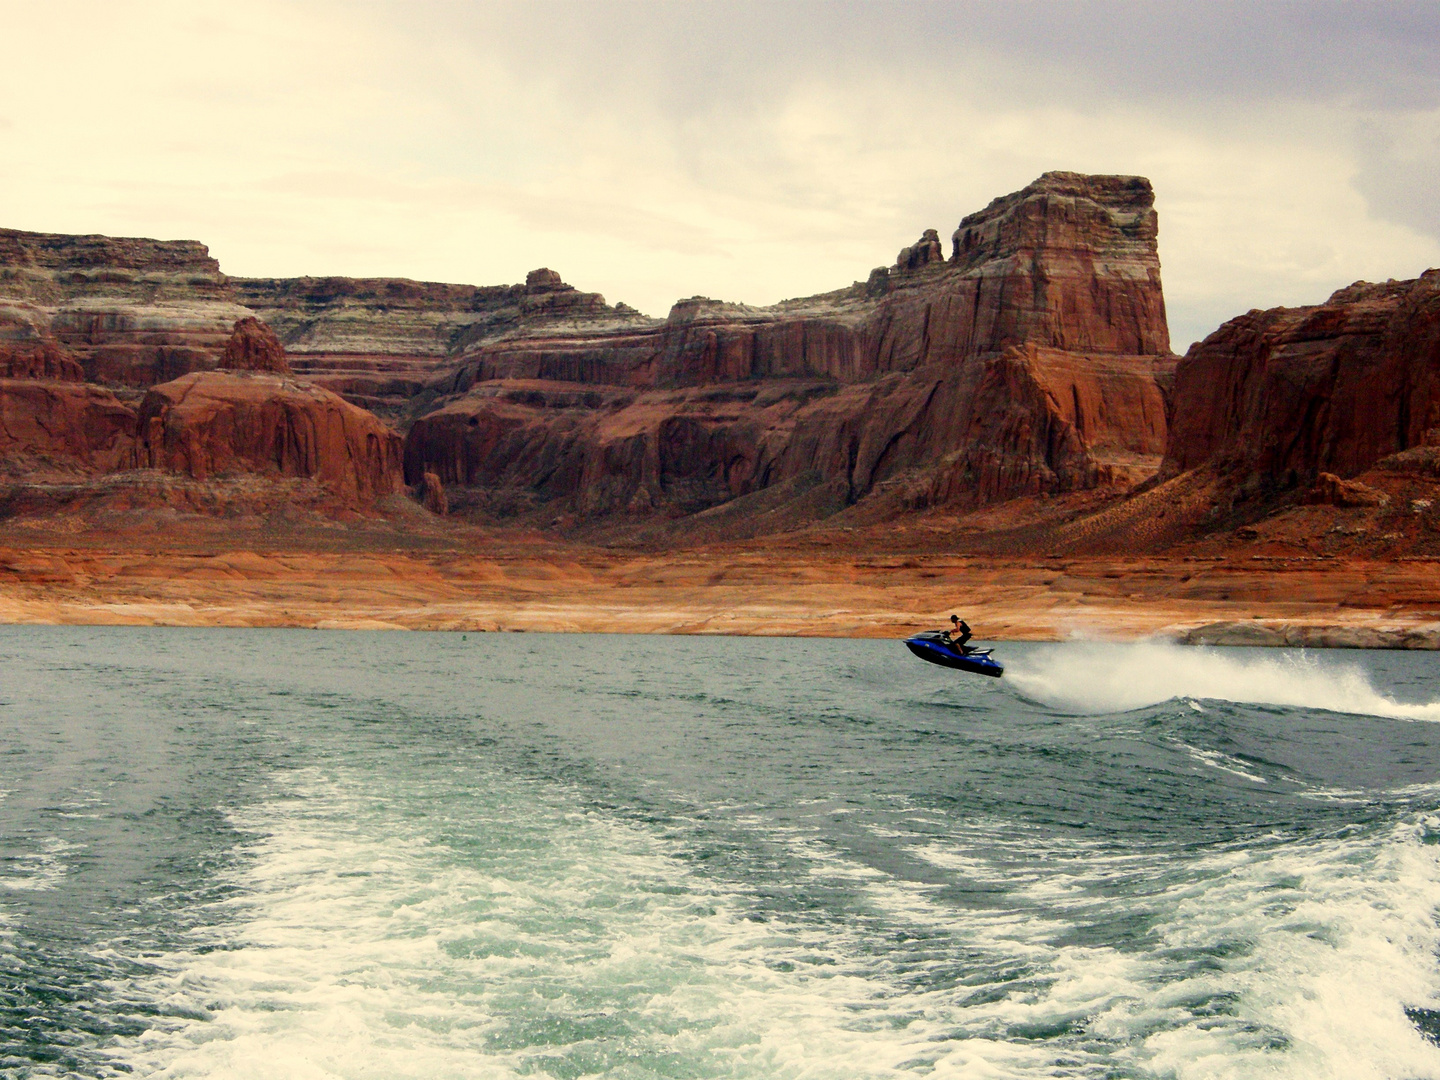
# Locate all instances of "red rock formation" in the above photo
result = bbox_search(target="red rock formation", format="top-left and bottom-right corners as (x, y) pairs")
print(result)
(0, 341), (84, 381)
(433, 171), (1169, 397)
(0, 227), (250, 386)
(0, 172), (1177, 532)
(948, 172), (1169, 356)
(0, 380), (136, 469)
(220, 317), (290, 374)
(407, 172), (1176, 523)
(0, 303), (85, 380)
(895, 229), (945, 272)
(1162, 271), (1440, 485)
(136, 372), (403, 504)
(404, 345), (1171, 521)
(420, 471), (447, 515)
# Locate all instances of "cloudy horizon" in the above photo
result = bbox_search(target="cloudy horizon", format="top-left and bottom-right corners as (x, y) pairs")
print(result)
(3, 0), (1438, 350)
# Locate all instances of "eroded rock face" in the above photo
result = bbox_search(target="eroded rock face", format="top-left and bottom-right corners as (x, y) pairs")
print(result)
(433, 171), (1169, 399)
(1162, 271), (1440, 486)
(0, 380), (136, 469)
(0, 172), (1177, 529)
(404, 345), (1172, 521)
(0, 228), (252, 386)
(407, 172), (1176, 523)
(233, 270), (655, 417)
(220, 317), (290, 374)
(949, 172), (1169, 356)
(137, 372), (403, 504)
(420, 471), (447, 515)
(0, 343), (84, 381)
(0, 303), (84, 380)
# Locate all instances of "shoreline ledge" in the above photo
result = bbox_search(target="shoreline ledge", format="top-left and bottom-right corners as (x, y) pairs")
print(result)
(1174, 621), (1440, 650)
(0, 544), (1438, 647)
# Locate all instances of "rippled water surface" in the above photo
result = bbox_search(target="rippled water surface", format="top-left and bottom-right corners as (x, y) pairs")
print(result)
(3, 627), (1440, 1079)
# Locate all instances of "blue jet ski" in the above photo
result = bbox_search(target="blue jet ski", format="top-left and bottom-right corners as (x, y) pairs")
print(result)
(904, 630), (1004, 677)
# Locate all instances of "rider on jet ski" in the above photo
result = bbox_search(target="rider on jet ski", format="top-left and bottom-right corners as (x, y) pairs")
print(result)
(942, 615), (973, 654)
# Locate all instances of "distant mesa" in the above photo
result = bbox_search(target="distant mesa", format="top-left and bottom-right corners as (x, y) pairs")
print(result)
(403, 169), (1175, 525)
(4, 171), (1440, 558)
(0, 171), (1175, 531)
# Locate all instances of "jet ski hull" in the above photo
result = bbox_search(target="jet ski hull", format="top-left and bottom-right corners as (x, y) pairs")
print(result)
(904, 635), (1004, 677)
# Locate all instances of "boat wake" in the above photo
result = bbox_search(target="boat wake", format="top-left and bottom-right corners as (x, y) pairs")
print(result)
(1006, 639), (1440, 720)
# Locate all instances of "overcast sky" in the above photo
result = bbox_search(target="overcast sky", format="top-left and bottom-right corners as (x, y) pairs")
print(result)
(3, 1), (1438, 349)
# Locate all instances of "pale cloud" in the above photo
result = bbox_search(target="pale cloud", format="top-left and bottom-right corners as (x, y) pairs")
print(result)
(1, 0), (1438, 351)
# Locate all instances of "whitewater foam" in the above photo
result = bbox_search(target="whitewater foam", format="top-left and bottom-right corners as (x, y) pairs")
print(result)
(10, 628), (1440, 1080)
(1007, 639), (1440, 720)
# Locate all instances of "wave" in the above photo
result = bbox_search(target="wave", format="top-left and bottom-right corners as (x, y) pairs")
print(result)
(1005, 639), (1440, 720)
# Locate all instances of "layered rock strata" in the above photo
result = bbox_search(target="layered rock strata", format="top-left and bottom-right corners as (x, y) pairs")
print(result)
(1163, 272), (1440, 487)
(407, 172), (1175, 522)
(0, 318), (404, 511)
(0, 229), (651, 408)
(235, 269), (654, 417)
(135, 371), (403, 504)
(0, 303), (85, 380)
(0, 172), (1177, 530)
(0, 228), (252, 386)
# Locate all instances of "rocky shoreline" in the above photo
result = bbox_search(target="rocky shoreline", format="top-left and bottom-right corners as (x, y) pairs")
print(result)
(1175, 621), (1440, 649)
(3, 170), (1440, 640)
(0, 523), (1434, 646)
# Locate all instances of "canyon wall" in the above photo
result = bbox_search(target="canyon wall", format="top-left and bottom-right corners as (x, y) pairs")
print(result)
(406, 171), (1175, 523)
(136, 371), (403, 503)
(0, 317), (404, 512)
(0, 171), (1179, 531)
(0, 230), (651, 411)
(0, 380), (137, 472)
(0, 228), (252, 386)
(234, 268), (654, 418)
(1163, 271), (1440, 485)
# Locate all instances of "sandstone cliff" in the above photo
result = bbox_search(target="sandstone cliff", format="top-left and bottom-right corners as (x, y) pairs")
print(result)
(1017, 269), (1440, 557)
(135, 371), (403, 504)
(0, 228), (252, 386)
(233, 268), (654, 417)
(0, 318), (404, 515)
(0, 302), (84, 381)
(0, 229), (651, 409)
(1163, 272), (1440, 485)
(0, 172), (1177, 534)
(0, 380), (136, 471)
(405, 172), (1175, 526)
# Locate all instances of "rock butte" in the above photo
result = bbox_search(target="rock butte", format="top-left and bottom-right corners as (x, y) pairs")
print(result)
(406, 172), (1174, 524)
(1, 172), (1439, 643)
(136, 371), (402, 504)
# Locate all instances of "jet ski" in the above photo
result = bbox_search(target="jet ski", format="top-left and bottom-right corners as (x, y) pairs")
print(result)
(904, 630), (1004, 677)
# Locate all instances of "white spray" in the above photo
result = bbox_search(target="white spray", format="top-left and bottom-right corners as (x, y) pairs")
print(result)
(1005, 639), (1440, 720)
